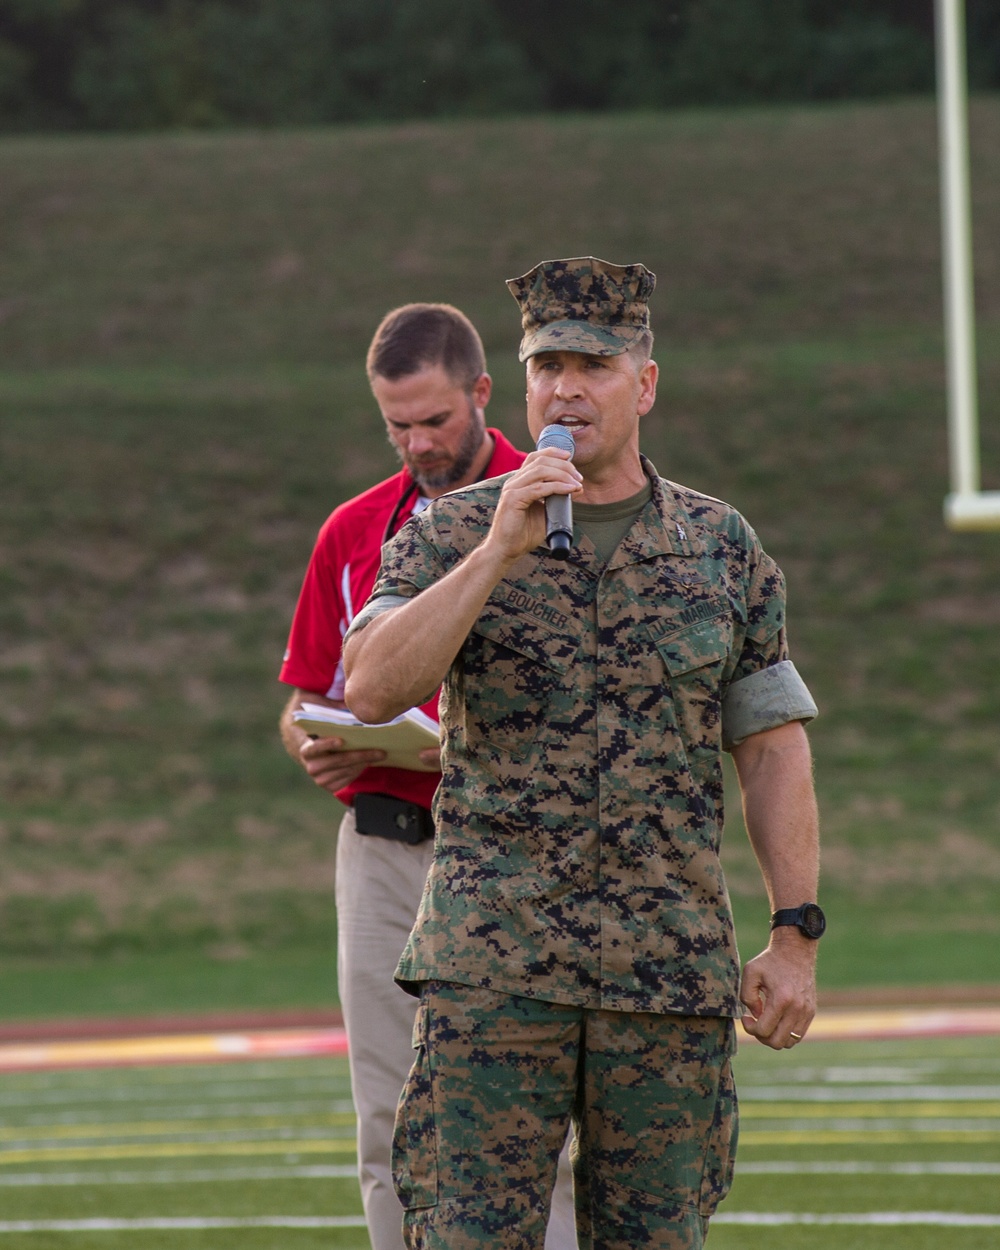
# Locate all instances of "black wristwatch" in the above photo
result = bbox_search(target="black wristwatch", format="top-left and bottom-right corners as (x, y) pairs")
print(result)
(770, 902), (826, 940)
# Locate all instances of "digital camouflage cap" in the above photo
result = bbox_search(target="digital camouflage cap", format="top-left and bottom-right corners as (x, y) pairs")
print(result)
(506, 256), (656, 362)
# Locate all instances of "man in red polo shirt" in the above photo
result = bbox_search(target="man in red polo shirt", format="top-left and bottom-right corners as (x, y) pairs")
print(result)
(279, 304), (576, 1250)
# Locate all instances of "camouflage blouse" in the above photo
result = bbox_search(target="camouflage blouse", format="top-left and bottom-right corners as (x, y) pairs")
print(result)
(354, 458), (817, 1017)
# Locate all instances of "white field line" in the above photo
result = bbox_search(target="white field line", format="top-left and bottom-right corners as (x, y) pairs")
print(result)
(741, 1085), (1000, 1101)
(740, 1129), (1000, 1145)
(0, 1113), (353, 1142)
(0, 1091), (352, 1113)
(5, 1161), (995, 1186)
(0, 1212), (999, 1232)
(778, 1061), (1000, 1082)
(0, 1079), (348, 1106)
(0, 1138), (356, 1165)
(746, 1105), (1000, 1119)
(739, 1161), (1000, 1175)
(2, 1160), (995, 1185)
(25, 1108), (1000, 1146)
(0, 1216), (368, 1231)
(6, 1100), (356, 1126)
(22, 1119), (1000, 1151)
(0, 1164), (358, 1186)
(740, 1125), (1000, 1135)
(0, 1132), (352, 1156)
(714, 1213), (1000, 1227)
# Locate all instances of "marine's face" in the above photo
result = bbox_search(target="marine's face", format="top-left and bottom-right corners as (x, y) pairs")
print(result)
(373, 363), (492, 495)
(525, 349), (657, 480)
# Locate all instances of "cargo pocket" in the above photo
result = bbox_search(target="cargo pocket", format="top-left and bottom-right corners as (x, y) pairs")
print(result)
(697, 1027), (738, 1218)
(391, 1002), (439, 1211)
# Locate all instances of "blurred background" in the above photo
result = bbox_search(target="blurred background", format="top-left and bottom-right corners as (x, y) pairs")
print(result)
(1, 0), (998, 1023)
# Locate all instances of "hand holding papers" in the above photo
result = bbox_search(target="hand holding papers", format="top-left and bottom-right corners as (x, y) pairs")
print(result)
(292, 702), (441, 772)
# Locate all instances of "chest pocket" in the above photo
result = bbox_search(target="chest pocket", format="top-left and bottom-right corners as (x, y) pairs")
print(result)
(646, 603), (733, 751)
(460, 608), (579, 764)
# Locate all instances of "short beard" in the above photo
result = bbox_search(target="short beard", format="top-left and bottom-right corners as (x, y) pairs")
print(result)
(400, 400), (487, 492)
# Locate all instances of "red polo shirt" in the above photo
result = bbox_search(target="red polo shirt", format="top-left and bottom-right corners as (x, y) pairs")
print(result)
(280, 428), (525, 809)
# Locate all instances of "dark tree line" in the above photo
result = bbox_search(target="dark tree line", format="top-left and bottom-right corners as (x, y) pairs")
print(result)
(0, 0), (997, 132)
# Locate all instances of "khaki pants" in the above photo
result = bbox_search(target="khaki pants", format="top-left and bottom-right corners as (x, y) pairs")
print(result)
(335, 809), (578, 1250)
(393, 982), (737, 1250)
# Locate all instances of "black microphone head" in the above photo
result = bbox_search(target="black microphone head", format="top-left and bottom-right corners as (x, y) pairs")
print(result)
(536, 424), (575, 455)
(548, 531), (572, 560)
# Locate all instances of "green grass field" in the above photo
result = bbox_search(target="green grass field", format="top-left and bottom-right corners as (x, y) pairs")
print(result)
(2, 96), (1000, 1016)
(0, 1032), (998, 1248)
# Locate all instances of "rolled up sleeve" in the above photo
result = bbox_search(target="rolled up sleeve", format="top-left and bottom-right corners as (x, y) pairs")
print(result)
(344, 518), (443, 644)
(343, 593), (413, 643)
(721, 660), (818, 750)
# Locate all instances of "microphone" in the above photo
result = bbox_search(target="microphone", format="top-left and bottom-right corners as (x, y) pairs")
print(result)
(535, 424), (575, 560)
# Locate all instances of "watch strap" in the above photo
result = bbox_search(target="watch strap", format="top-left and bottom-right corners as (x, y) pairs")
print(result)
(770, 902), (826, 939)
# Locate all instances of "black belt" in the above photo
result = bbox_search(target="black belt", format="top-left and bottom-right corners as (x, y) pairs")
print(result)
(354, 793), (434, 846)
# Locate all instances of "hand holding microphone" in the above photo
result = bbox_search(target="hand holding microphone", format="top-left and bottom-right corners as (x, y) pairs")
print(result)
(535, 424), (576, 560)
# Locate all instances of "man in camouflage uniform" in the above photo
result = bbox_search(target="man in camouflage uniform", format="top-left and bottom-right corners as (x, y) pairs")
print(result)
(343, 257), (822, 1249)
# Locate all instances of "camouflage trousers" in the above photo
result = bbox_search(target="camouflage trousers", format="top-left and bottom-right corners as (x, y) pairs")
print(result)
(392, 981), (737, 1250)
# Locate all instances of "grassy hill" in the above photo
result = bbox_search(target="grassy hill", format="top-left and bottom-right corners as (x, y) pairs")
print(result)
(2, 98), (999, 1017)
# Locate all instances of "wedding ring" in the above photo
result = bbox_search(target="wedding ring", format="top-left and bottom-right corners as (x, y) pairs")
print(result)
(789, 1031), (803, 1040)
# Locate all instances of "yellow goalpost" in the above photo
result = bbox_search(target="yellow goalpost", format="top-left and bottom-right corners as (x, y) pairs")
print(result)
(936, 0), (1000, 530)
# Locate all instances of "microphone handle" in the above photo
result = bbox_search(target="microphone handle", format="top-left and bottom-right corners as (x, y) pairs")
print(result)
(544, 492), (573, 561)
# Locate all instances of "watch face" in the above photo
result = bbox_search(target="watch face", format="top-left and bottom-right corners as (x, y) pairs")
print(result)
(800, 903), (826, 939)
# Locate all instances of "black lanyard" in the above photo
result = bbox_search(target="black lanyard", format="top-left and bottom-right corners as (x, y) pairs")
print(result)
(382, 479), (421, 546)
(382, 446), (495, 546)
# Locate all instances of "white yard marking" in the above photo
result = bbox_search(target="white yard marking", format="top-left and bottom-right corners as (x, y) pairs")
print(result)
(715, 1212), (1000, 1227)
(1, 1211), (999, 1232)
(0, 1164), (357, 1186)
(0, 1113), (353, 1142)
(0, 1138), (356, 1165)
(7, 1100), (355, 1127)
(0, 1216), (368, 1231)
(742, 1084), (1000, 1101)
(740, 1161), (1000, 1175)
(0, 1083), (349, 1111)
(741, 1128), (1000, 1145)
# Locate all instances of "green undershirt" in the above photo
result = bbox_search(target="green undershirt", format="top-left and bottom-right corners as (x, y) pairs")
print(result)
(573, 480), (653, 567)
